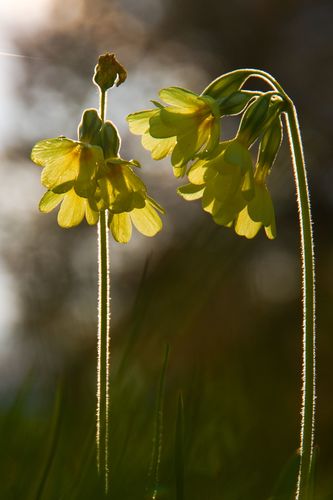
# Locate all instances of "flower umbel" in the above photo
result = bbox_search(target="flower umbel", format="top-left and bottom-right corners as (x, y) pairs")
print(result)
(31, 108), (164, 241)
(127, 73), (285, 239)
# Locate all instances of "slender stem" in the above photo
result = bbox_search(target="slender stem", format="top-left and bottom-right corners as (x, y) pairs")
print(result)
(243, 70), (316, 498)
(285, 103), (316, 500)
(97, 89), (111, 493)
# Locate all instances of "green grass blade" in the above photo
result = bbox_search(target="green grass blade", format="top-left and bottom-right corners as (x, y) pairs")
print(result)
(307, 446), (319, 500)
(175, 391), (185, 500)
(268, 452), (300, 500)
(117, 256), (151, 378)
(32, 382), (63, 500)
(147, 344), (170, 499)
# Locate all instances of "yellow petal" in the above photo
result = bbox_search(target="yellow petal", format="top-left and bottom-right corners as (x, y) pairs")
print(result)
(32, 138), (79, 190)
(235, 206), (262, 239)
(85, 199), (99, 225)
(57, 189), (86, 228)
(39, 191), (65, 213)
(130, 200), (163, 237)
(159, 87), (204, 110)
(127, 109), (158, 135)
(110, 212), (132, 243)
(141, 134), (176, 160)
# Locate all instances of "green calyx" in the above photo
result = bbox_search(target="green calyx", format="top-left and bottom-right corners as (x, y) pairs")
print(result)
(202, 69), (251, 100)
(237, 92), (284, 146)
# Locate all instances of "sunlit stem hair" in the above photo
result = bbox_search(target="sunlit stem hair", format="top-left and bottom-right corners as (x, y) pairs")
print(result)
(237, 69), (316, 500)
(95, 86), (111, 496)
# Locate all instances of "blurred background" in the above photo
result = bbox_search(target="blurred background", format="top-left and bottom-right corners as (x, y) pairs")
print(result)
(0, 0), (333, 498)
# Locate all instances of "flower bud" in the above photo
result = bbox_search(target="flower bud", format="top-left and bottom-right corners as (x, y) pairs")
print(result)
(93, 53), (127, 92)
(256, 116), (283, 178)
(237, 93), (272, 146)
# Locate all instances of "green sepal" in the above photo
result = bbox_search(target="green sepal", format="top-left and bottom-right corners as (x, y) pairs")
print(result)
(200, 95), (221, 118)
(202, 69), (250, 100)
(146, 196), (165, 214)
(78, 109), (102, 144)
(99, 121), (121, 160)
(150, 100), (164, 109)
(203, 119), (220, 155)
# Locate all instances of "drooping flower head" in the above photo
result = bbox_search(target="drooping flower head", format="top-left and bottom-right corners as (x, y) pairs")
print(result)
(128, 69), (286, 240)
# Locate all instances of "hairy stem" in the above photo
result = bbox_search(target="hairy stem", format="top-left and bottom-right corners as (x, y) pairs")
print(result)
(97, 89), (111, 493)
(247, 70), (316, 499)
(285, 103), (315, 500)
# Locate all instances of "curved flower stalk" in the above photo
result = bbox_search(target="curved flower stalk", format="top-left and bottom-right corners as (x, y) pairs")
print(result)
(128, 70), (316, 499)
(31, 53), (164, 493)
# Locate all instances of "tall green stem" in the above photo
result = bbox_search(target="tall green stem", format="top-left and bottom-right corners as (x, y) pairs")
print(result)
(247, 70), (316, 499)
(97, 89), (111, 493)
(285, 103), (315, 500)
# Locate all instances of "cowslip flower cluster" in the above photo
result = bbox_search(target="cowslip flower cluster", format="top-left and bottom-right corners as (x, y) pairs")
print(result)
(127, 71), (285, 239)
(31, 55), (163, 243)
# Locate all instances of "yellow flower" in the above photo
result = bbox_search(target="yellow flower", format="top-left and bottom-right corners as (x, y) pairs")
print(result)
(127, 87), (220, 177)
(109, 197), (164, 243)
